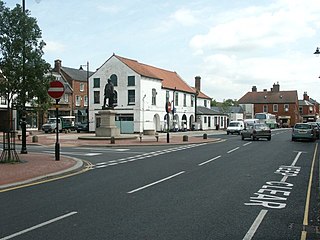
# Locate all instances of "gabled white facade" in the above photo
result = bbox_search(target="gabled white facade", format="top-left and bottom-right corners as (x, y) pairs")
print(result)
(88, 55), (226, 133)
(88, 56), (198, 133)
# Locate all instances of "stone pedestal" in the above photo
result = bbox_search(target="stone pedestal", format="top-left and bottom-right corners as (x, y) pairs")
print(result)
(96, 109), (120, 137)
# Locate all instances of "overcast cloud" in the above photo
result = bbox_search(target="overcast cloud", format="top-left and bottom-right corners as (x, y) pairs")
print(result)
(5, 0), (320, 101)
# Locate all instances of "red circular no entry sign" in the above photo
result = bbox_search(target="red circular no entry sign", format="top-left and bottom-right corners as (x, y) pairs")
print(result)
(48, 81), (65, 99)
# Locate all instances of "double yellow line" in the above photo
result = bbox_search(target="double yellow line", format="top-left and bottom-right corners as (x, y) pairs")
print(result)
(301, 143), (318, 240)
(0, 160), (93, 193)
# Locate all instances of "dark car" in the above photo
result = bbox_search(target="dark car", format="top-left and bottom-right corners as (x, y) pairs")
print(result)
(292, 123), (316, 142)
(241, 123), (271, 141)
(75, 122), (89, 133)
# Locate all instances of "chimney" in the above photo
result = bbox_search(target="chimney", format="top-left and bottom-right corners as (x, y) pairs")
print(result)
(303, 92), (309, 101)
(252, 86), (257, 92)
(272, 82), (280, 92)
(54, 59), (62, 72)
(195, 76), (201, 92)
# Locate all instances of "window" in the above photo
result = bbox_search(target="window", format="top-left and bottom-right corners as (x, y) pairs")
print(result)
(273, 104), (278, 112)
(94, 91), (100, 104)
(80, 83), (84, 92)
(284, 104), (289, 112)
(128, 90), (135, 105)
(191, 95), (194, 107)
(64, 93), (69, 103)
(110, 74), (118, 86)
(175, 92), (179, 106)
(204, 116), (207, 124)
(183, 94), (187, 107)
(128, 76), (135, 86)
(263, 105), (268, 113)
(204, 100), (207, 108)
(166, 91), (170, 102)
(84, 96), (88, 106)
(152, 88), (157, 105)
(1, 97), (6, 105)
(93, 78), (100, 88)
(76, 96), (81, 106)
(299, 107), (303, 114)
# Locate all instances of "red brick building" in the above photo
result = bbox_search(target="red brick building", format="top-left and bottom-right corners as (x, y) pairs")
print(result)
(299, 92), (319, 122)
(238, 83), (299, 127)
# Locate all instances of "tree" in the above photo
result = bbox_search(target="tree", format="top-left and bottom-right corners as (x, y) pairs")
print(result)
(0, 1), (51, 124)
(0, 1), (51, 162)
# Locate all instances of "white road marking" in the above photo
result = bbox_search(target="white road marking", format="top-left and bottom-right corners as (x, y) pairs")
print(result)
(280, 151), (302, 182)
(43, 151), (102, 157)
(198, 156), (221, 166)
(242, 210), (268, 240)
(0, 211), (77, 240)
(243, 142), (252, 147)
(127, 171), (185, 194)
(227, 147), (240, 154)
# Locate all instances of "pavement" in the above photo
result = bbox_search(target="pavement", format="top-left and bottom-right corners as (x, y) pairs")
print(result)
(0, 129), (224, 190)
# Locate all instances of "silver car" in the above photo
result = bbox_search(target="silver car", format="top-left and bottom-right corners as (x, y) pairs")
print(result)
(241, 123), (271, 141)
(292, 123), (316, 142)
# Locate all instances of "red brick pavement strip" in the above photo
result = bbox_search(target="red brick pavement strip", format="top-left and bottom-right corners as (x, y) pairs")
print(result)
(0, 153), (79, 188)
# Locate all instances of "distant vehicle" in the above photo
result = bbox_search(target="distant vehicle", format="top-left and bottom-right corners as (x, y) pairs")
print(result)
(241, 123), (271, 141)
(41, 116), (75, 133)
(292, 123), (316, 142)
(42, 118), (61, 133)
(255, 113), (277, 129)
(307, 122), (320, 139)
(226, 121), (244, 135)
(243, 119), (260, 128)
(75, 122), (89, 133)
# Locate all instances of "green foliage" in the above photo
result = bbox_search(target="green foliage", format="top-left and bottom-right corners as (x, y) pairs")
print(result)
(0, 0), (51, 112)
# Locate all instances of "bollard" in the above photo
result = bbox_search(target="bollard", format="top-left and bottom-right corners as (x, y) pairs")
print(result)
(155, 133), (159, 142)
(183, 135), (188, 142)
(110, 136), (115, 144)
(203, 133), (207, 139)
(32, 135), (38, 143)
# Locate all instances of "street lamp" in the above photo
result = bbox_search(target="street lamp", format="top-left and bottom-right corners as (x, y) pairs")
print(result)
(79, 62), (89, 132)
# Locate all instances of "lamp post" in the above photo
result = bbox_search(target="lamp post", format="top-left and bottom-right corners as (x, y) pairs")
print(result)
(79, 62), (89, 131)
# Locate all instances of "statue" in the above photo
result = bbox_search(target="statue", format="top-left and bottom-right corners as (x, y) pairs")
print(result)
(103, 79), (115, 109)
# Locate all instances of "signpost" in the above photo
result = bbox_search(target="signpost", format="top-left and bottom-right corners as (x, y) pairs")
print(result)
(165, 102), (172, 143)
(48, 81), (65, 161)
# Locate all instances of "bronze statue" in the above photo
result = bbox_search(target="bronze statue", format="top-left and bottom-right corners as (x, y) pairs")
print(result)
(103, 79), (115, 109)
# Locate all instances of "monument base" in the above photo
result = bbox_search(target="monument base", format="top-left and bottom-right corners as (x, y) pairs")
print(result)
(95, 109), (120, 137)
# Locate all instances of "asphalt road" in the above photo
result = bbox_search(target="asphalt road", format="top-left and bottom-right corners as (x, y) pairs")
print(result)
(1, 129), (319, 240)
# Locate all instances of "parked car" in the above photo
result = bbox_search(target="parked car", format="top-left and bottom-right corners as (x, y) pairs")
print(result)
(42, 118), (61, 133)
(292, 123), (316, 142)
(241, 123), (271, 141)
(226, 121), (244, 135)
(75, 122), (89, 133)
(307, 122), (320, 139)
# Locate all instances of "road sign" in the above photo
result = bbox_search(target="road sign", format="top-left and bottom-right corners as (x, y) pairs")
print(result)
(166, 102), (171, 113)
(48, 81), (65, 99)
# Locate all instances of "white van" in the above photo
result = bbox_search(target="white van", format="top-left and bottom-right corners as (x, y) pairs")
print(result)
(226, 120), (245, 135)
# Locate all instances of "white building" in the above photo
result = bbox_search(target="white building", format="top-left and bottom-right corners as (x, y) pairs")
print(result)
(88, 54), (226, 133)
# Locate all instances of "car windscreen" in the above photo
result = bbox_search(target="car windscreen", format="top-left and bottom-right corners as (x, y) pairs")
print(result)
(229, 122), (239, 127)
(254, 124), (268, 130)
(295, 124), (311, 129)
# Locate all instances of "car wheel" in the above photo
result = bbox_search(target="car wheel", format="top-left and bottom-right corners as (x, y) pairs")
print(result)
(227, 132), (229, 135)
(77, 130), (80, 133)
(292, 137), (295, 141)
(267, 137), (271, 141)
(241, 134), (244, 140)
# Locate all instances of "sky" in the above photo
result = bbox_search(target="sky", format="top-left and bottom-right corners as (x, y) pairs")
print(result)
(4, 0), (320, 102)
